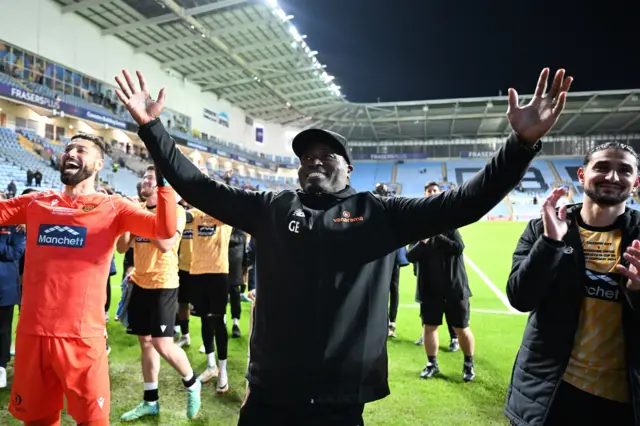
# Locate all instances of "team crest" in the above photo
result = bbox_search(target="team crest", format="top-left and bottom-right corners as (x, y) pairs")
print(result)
(82, 205), (97, 212)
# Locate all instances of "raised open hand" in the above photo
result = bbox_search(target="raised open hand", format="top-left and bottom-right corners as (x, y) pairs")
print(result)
(114, 70), (166, 126)
(507, 68), (573, 144)
(542, 187), (569, 241)
(616, 240), (640, 291)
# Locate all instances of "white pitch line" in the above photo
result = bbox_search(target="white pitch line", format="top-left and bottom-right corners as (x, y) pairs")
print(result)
(463, 254), (519, 314)
(399, 304), (525, 315)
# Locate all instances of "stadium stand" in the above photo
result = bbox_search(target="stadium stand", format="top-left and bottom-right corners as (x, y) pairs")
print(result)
(394, 161), (445, 197)
(0, 127), (60, 194)
(552, 158), (584, 195)
(350, 161), (394, 192)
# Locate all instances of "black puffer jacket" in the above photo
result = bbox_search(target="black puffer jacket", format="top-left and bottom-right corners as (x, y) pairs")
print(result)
(505, 204), (640, 425)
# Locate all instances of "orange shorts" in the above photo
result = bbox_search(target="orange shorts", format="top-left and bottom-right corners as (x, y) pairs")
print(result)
(8, 334), (110, 423)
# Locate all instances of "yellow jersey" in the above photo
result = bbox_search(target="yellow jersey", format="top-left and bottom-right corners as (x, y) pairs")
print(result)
(563, 224), (627, 402)
(189, 209), (232, 275)
(130, 204), (186, 289)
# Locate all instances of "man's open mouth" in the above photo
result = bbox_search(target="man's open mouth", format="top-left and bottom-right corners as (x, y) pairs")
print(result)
(64, 161), (81, 171)
(307, 172), (326, 179)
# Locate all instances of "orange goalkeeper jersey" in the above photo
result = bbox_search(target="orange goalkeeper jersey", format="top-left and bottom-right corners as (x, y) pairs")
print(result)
(0, 187), (176, 338)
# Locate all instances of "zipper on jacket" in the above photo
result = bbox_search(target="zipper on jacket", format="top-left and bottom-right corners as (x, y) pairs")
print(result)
(541, 239), (583, 425)
(306, 208), (323, 404)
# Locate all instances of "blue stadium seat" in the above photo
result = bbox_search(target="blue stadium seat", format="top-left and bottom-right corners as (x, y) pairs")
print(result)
(350, 162), (394, 192)
(552, 158), (584, 194)
(395, 161), (444, 197)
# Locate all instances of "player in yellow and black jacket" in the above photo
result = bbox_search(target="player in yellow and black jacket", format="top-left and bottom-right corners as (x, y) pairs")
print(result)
(505, 142), (640, 426)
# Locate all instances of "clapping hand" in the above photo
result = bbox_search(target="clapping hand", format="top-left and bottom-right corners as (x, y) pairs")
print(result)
(114, 70), (166, 126)
(507, 68), (573, 144)
(542, 187), (569, 241)
(616, 240), (640, 291)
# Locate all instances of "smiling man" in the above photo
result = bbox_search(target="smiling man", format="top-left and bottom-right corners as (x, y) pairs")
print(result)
(0, 133), (176, 426)
(505, 142), (640, 425)
(115, 67), (572, 426)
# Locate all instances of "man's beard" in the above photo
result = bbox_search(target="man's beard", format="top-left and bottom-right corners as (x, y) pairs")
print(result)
(140, 186), (156, 198)
(60, 164), (93, 186)
(584, 184), (630, 206)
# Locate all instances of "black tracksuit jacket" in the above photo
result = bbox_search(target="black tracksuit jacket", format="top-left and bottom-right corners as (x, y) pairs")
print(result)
(406, 229), (471, 301)
(505, 204), (640, 425)
(138, 119), (539, 405)
(228, 227), (247, 286)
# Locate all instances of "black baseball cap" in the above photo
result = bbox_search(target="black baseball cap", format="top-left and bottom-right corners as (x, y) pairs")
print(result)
(292, 129), (352, 165)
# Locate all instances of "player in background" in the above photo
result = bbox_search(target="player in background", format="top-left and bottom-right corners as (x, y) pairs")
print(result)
(2, 133), (176, 426)
(117, 165), (200, 421)
(175, 201), (194, 347)
(0, 197), (26, 389)
(228, 227), (247, 338)
(407, 181), (475, 381)
(188, 208), (233, 393)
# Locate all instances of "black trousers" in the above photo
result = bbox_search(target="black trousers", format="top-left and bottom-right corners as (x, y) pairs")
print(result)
(544, 381), (634, 425)
(229, 283), (241, 320)
(238, 389), (365, 426)
(0, 305), (14, 369)
(388, 264), (400, 323)
(105, 277), (111, 313)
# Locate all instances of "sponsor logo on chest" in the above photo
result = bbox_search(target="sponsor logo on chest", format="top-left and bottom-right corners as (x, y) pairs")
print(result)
(182, 229), (193, 240)
(37, 224), (87, 248)
(333, 210), (364, 223)
(198, 225), (217, 237)
(584, 270), (621, 302)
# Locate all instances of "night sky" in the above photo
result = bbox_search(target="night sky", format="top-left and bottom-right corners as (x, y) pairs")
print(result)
(280, 0), (639, 103)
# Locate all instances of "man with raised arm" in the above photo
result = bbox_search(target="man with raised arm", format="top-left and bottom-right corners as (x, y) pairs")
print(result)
(116, 68), (572, 426)
(1, 133), (176, 426)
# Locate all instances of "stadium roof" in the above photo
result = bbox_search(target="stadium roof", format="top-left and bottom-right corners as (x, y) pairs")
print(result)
(54, 0), (346, 121)
(296, 89), (640, 142)
(56, 1), (640, 142)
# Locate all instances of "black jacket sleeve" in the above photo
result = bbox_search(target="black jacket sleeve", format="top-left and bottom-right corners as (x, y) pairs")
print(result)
(431, 230), (464, 255)
(230, 227), (247, 249)
(506, 220), (566, 312)
(137, 119), (273, 235)
(406, 242), (427, 263)
(379, 132), (539, 246)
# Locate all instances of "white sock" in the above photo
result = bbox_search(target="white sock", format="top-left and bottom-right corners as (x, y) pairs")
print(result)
(207, 352), (217, 369)
(182, 372), (193, 382)
(218, 360), (228, 386)
(144, 382), (158, 405)
(233, 318), (239, 326)
(144, 382), (158, 391)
